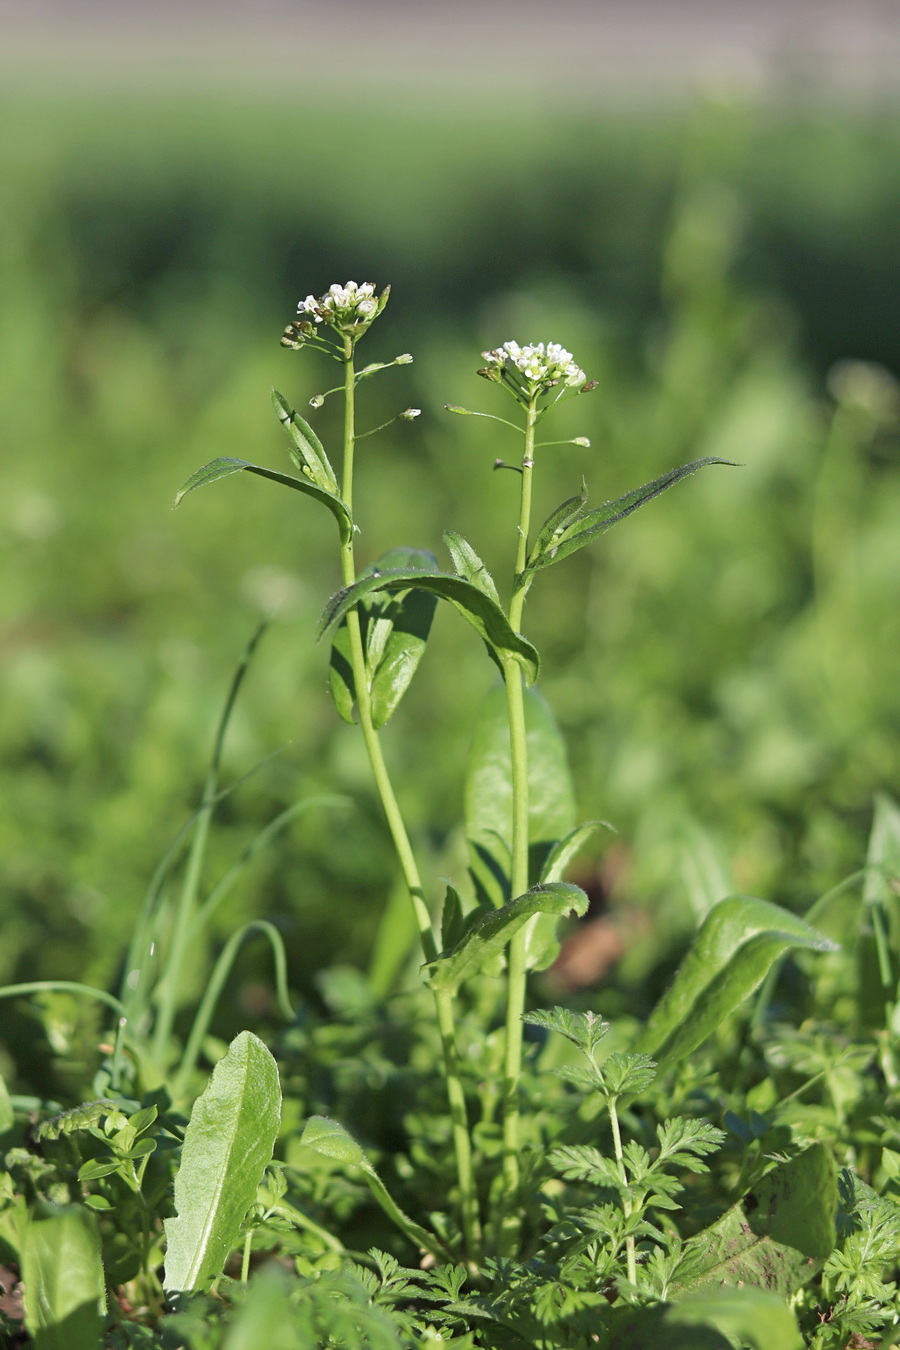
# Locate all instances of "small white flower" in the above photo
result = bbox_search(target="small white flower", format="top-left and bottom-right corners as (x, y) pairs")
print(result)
(296, 281), (388, 331)
(482, 340), (586, 391)
(401, 408), (421, 420)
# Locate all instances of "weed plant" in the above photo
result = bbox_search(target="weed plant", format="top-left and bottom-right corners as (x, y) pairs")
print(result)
(1, 278), (899, 1348)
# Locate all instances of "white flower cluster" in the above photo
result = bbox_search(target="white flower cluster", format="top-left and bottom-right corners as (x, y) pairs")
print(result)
(481, 341), (586, 390)
(299, 281), (381, 327)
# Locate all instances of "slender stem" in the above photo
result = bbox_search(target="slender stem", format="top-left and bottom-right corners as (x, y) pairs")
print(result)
(498, 401), (538, 1254)
(608, 1098), (637, 1285)
(337, 339), (481, 1259)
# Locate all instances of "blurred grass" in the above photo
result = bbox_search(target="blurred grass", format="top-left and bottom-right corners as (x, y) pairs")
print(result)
(0, 85), (898, 1079)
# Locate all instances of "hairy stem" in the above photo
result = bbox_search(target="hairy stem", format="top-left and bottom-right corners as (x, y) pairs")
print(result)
(497, 400), (538, 1254)
(608, 1098), (637, 1285)
(338, 341), (481, 1259)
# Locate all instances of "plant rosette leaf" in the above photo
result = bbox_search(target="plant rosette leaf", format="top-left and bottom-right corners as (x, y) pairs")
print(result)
(319, 570), (540, 685)
(173, 457), (352, 540)
(20, 1201), (106, 1350)
(163, 1031), (281, 1294)
(634, 896), (839, 1077)
(674, 1143), (836, 1298)
(424, 881), (588, 993)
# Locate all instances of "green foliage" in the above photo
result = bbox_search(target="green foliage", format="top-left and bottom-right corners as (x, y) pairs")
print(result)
(164, 1032), (281, 1293)
(20, 1202), (106, 1350)
(2, 91), (900, 1346)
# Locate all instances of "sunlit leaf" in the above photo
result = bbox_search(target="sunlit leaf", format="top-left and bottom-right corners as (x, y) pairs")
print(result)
(173, 457), (352, 538)
(164, 1031), (281, 1293)
(424, 882), (588, 993)
(676, 1144), (836, 1297)
(635, 896), (838, 1077)
(21, 1202), (105, 1350)
(522, 458), (737, 578)
(319, 570), (539, 684)
(272, 388), (338, 492)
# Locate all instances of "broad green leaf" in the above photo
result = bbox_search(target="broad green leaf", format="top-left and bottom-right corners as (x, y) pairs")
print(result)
(164, 1031), (281, 1293)
(424, 882), (588, 993)
(328, 549), (440, 728)
(173, 457), (352, 538)
(667, 1286), (803, 1350)
(635, 896), (838, 1077)
(465, 685), (578, 968)
(21, 1201), (105, 1350)
(0, 1072), (12, 1134)
(676, 1144), (836, 1298)
(319, 569), (540, 685)
(300, 1115), (367, 1168)
(526, 482), (588, 569)
(443, 530), (501, 604)
(272, 388), (338, 493)
(522, 457), (736, 578)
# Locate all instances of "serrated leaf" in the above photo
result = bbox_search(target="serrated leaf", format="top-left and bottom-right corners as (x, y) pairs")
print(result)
(272, 388), (338, 492)
(601, 1052), (657, 1098)
(522, 458), (736, 578)
(424, 882), (588, 993)
(299, 1115), (367, 1169)
(163, 1031), (281, 1293)
(319, 570), (539, 685)
(443, 530), (501, 604)
(173, 457), (352, 538)
(635, 896), (839, 1077)
(465, 685), (577, 968)
(21, 1201), (106, 1350)
(328, 548), (440, 727)
(676, 1144), (836, 1298)
(523, 1006), (610, 1054)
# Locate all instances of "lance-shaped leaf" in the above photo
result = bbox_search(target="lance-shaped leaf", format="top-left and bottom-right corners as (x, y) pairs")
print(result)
(164, 1031), (281, 1293)
(540, 821), (615, 884)
(521, 457), (736, 579)
(173, 457), (351, 539)
(424, 881), (588, 993)
(527, 482), (588, 569)
(272, 388), (338, 493)
(319, 570), (539, 684)
(443, 530), (501, 604)
(675, 1144), (836, 1298)
(21, 1201), (106, 1350)
(465, 686), (580, 967)
(634, 896), (838, 1077)
(329, 548), (440, 729)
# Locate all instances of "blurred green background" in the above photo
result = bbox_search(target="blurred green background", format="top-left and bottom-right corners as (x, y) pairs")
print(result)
(1, 41), (899, 1082)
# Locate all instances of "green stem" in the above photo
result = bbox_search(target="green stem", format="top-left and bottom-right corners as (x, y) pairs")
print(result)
(608, 1097), (637, 1285)
(151, 625), (266, 1065)
(338, 340), (481, 1259)
(498, 400), (538, 1255)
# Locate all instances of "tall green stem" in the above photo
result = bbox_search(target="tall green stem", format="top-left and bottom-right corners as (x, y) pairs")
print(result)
(338, 341), (481, 1259)
(498, 400), (538, 1253)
